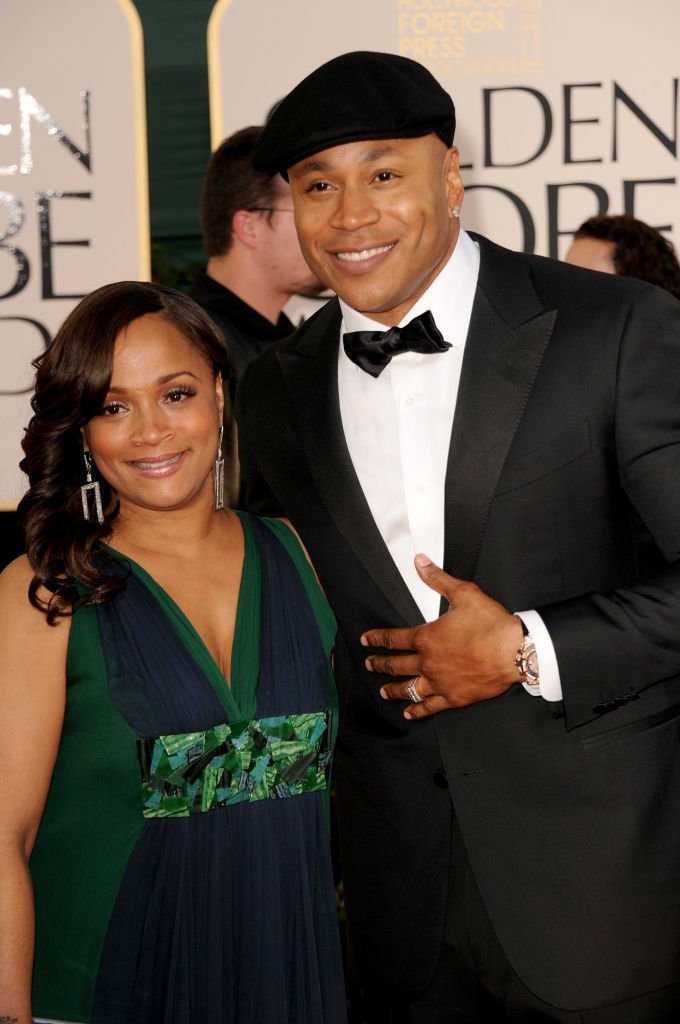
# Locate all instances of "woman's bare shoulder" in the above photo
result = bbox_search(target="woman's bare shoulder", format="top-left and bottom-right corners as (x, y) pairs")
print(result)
(0, 553), (34, 597)
(0, 554), (71, 642)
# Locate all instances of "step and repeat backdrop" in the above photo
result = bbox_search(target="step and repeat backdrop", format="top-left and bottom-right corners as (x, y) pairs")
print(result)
(2, 0), (678, 507)
(208, 0), (679, 259)
(1, 0), (149, 507)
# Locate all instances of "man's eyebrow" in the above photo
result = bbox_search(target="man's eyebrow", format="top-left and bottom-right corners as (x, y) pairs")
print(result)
(360, 146), (398, 162)
(293, 158), (330, 175)
(293, 146), (400, 177)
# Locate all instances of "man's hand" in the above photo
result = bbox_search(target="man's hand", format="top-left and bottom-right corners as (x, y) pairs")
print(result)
(361, 554), (524, 719)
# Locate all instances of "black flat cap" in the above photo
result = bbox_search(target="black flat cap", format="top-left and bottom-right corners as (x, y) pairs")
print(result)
(252, 51), (455, 176)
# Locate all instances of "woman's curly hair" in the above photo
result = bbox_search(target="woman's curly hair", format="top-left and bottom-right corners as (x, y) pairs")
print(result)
(574, 215), (680, 300)
(17, 281), (231, 623)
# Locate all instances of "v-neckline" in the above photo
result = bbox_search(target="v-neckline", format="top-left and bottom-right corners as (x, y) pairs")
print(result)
(104, 510), (260, 722)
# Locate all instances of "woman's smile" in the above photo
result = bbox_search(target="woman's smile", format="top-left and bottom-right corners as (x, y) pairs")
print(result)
(128, 450), (188, 477)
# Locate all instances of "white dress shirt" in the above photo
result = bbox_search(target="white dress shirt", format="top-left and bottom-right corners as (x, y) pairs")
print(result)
(338, 229), (562, 701)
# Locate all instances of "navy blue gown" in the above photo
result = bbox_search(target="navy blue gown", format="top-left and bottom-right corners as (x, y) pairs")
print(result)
(30, 514), (346, 1024)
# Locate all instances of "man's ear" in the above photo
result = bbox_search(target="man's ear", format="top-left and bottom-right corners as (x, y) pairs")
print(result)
(231, 209), (259, 250)
(445, 146), (464, 217)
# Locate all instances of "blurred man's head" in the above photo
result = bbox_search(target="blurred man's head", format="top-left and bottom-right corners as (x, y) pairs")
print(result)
(565, 215), (680, 300)
(200, 127), (323, 313)
(253, 53), (464, 326)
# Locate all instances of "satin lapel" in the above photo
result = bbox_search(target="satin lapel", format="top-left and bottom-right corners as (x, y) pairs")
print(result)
(278, 301), (424, 627)
(443, 240), (557, 582)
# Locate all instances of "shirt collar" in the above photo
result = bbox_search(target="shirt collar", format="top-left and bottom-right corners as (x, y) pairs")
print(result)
(339, 229), (480, 344)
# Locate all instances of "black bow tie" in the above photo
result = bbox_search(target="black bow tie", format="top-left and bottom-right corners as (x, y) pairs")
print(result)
(342, 310), (451, 378)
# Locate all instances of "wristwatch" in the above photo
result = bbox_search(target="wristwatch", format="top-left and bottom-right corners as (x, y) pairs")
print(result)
(514, 617), (540, 693)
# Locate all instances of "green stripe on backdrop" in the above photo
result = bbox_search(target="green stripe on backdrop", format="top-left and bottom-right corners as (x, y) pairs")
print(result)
(134, 0), (216, 287)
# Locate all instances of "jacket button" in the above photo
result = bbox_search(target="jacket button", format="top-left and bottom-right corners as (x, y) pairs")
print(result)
(432, 770), (448, 789)
(593, 699), (617, 714)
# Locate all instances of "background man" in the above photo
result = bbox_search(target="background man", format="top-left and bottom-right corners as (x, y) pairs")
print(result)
(190, 126), (325, 502)
(238, 52), (680, 1021)
(190, 125), (324, 377)
(565, 213), (680, 300)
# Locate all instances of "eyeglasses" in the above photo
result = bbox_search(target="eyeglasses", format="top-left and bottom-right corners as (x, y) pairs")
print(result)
(248, 206), (295, 214)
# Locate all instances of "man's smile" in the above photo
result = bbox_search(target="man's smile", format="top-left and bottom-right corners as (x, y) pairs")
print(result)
(334, 243), (396, 263)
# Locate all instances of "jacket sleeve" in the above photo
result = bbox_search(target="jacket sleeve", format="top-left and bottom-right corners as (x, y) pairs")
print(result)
(538, 285), (680, 729)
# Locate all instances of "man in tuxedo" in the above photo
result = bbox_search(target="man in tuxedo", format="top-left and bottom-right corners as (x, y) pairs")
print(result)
(238, 52), (680, 1021)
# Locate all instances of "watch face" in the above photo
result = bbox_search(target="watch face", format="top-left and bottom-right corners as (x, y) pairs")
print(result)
(516, 639), (539, 685)
(526, 648), (539, 677)
(515, 638), (539, 685)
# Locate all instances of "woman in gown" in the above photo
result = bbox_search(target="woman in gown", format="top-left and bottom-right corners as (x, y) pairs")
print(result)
(0, 282), (346, 1024)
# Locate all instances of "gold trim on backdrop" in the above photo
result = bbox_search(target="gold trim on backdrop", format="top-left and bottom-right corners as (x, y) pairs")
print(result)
(207, 0), (236, 149)
(117, 0), (151, 281)
(2, 0), (152, 512)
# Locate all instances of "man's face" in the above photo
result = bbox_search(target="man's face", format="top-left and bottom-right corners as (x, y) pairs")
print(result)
(564, 236), (616, 275)
(288, 134), (464, 326)
(260, 178), (326, 298)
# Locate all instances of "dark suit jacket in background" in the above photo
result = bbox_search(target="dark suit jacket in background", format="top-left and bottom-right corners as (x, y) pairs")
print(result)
(189, 271), (297, 506)
(236, 235), (680, 1011)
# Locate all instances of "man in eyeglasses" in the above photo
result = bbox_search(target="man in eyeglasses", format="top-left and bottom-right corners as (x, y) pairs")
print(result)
(191, 125), (324, 378)
(190, 126), (325, 501)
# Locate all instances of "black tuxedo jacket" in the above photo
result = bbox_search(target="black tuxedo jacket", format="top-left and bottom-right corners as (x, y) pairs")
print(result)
(236, 235), (680, 1011)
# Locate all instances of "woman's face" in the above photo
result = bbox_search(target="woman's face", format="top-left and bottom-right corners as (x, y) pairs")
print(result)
(82, 313), (224, 518)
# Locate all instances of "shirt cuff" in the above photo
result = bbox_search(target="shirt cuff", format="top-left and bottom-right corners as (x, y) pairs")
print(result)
(515, 609), (563, 702)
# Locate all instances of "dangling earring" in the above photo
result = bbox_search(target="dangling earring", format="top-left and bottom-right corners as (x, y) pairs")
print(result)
(214, 425), (225, 511)
(81, 450), (104, 525)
